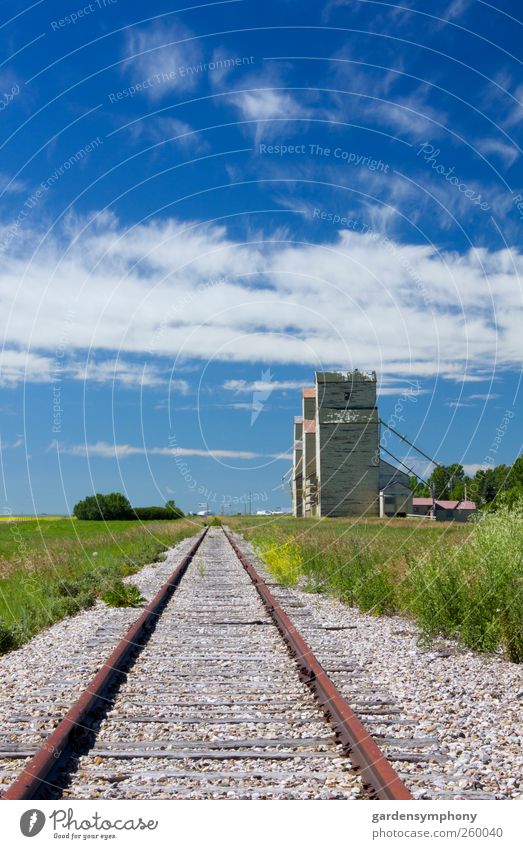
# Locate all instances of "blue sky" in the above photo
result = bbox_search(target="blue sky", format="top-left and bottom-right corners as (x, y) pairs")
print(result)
(0, 0), (522, 514)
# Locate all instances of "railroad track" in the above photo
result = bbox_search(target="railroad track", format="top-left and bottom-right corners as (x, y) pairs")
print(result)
(1, 527), (412, 801)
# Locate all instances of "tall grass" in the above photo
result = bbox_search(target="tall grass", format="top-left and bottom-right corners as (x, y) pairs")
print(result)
(251, 527), (399, 614)
(230, 501), (523, 662)
(0, 518), (200, 654)
(406, 500), (523, 661)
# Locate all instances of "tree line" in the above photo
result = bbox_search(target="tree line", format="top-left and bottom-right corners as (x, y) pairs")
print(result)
(409, 455), (523, 509)
(73, 492), (184, 521)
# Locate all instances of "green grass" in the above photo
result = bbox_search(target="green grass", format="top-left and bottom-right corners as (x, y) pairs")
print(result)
(0, 515), (65, 522)
(101, 581), (146, 608)
(227, 505), (523, 662)
(0, 517), (203, 654)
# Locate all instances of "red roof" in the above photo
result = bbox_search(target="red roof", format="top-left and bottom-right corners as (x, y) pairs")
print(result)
(413, 498), (476, 510)
(302, 387), (316, 398)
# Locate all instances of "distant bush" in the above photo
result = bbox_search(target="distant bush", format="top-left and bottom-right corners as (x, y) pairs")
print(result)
(132, 506), (184, 520)
(73, 492), (133, 520)
(73, 494), (184, 521)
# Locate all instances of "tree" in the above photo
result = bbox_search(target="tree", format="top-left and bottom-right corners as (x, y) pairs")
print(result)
(507, 456), (523, 491)
(73, 492), (132, 520)
(449, 475), (473, 502)
(428, 464), (464, 500)
(470, 465), (512, 508)
(103, 492), (133, 519)
(408, 476), (430, 496)
(166, 499), (184, 518)
(73, 494), (104, 520)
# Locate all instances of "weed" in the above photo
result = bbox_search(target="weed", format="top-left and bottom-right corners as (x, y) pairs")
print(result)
(257, 537), (303, 586)
(0, 619), (21, 652)
(101, 581), (145, 608)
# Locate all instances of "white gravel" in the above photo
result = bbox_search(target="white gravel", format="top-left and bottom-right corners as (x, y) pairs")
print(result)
(0, 534), (199, 793)
(62, 529), (363, 799)
(231, 530), (523, 800)
(2, 524), (520, 801)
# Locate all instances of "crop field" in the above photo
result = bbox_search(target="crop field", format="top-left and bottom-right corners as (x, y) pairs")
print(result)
(0, 516), (204, 654)
(0, 515), (65, 522)
(227, 505), (523, 662)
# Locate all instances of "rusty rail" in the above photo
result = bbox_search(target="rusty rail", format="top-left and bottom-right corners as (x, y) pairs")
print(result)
(3, 524), (412, 801)
(222, 527), (413, 801)
(2, 527), (208, 801)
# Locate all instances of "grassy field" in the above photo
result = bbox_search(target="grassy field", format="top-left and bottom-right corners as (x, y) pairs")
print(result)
(227, 506), (523, 662)
(0, 516), (204, 654)
(0, 515), (66, 523)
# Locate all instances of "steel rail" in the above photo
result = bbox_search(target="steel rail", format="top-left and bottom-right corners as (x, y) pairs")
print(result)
(223, 527), (413, 801)
(2, 526), (208, 801)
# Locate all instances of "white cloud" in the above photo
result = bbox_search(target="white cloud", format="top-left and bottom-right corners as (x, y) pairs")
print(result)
(1, 215), (522, 385)
(445, 401), (475, 408)
(468, 393), (500, 401)
(325, 52), (449, 141)
(230, 88), (306, 144)
(0, 349), (183, 389)
(233, 88), (300, 122)
(0, 435), (23, 450)
(127, 117), (209, 155)
(502, 83), (523, 130)
(0, 350), (56, 386)
(122, 20), (202, 99)
(476, 138), (519, 168)
(70, 359), (175, 388)
(0, 172), (27, 195)
(223, 378), (305, 393)
(171, 447), (262, 459)
(227, 68), (317, 142)
(377, 386), (431, 396)
(54, 441), (288, 461)
(444, 0), (472, 19)
(462, 463), (494, 476)
(394, 455), (434, 481)
(364, 95), (448, 139)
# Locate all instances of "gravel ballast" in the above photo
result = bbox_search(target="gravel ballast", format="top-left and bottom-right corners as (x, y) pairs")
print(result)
(231, 531), (523, 800)
(1, 526), (521, 800)
(0, 534), (199, 793)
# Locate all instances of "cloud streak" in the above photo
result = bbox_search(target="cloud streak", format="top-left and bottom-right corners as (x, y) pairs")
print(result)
(0, 350), (188, 389)
(53, 441), (291, 461)
(1, 214), (522, 385)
